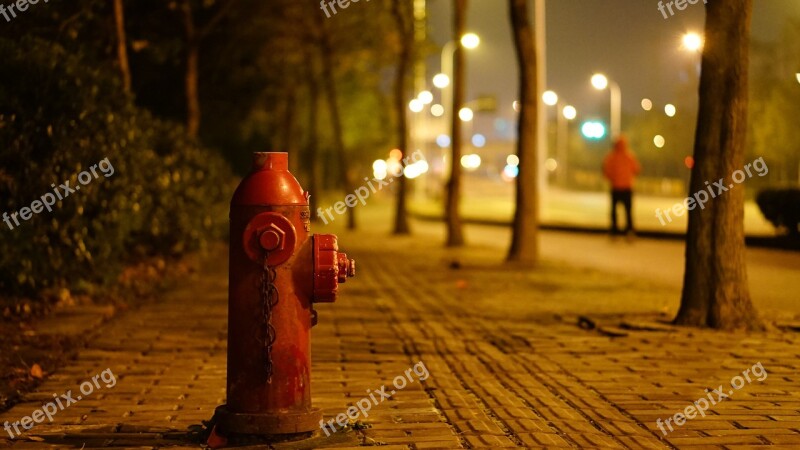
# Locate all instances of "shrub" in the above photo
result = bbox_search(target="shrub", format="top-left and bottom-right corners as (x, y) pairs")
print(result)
(0, 37), (232, 298)
(756, 188), (800, 236)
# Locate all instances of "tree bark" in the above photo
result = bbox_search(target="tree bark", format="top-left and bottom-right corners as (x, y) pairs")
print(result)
(391, 0), (412, 235)
(318, 19), (356, 229)
(113, 0), (131, 94)
(675, 0), (762, 330)
(180, 0), (238, 139)
(506, 0), (539, 265)
(445, 0), (466, 247)
(304, 50), (320, 220)
(181, 0), (201, 138)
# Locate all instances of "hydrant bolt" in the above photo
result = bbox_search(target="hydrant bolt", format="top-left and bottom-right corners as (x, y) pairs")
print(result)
(259, 229), (282, 252)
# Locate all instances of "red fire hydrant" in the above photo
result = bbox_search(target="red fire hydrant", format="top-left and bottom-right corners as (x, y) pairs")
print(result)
(212, 152), (354, 441)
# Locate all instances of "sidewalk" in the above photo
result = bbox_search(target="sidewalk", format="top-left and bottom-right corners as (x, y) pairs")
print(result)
(1, 220), (799, 449)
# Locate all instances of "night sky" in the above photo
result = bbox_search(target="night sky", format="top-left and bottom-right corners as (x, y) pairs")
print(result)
(426, 0), (799, 141)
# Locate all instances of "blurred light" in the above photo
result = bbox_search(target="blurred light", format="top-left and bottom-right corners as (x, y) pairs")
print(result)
(581, 121), (606, 139)
(372, 159), (388, 180)
(389, 149), (403, 160)
(654, 135), (665, 148)
(436, 134), (451, 148)
(665, 104), (676, 117)
(460, 154), (481, 170)
(458, 107), (474, 122)
(684, 156), (695, 169)
(431, 104), (444, 117)
(512, 101), (521, 112)
(641, 98), (653, 111)
(502, 164), (519, 179)
(682, 32), (703, 52)
(417, 90), (433, 104)
(545, 158), (558, 172)
(386, 159), (403, 176)
(591, 73), (609, 90)
(471, 134), (486, 147)
(460, 33), (480, 49)
(542, 90), (558, 106)
(506, 154), (520, 166)
(409, 99), (423, 113)
(495, 118), (508, 132)
(562, 105), (577, 120)
(433, 73), (450, 89)
(404, 160), (428, 179)
(796, 73), (800, 84)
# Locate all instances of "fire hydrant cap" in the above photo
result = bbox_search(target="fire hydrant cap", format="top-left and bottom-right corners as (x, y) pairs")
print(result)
(231, 152), (307, 207)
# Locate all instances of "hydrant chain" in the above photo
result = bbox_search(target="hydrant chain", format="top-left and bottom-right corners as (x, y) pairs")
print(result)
(260, 253), (279, 383)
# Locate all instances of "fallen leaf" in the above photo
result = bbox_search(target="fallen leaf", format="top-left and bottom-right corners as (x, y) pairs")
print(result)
(30, 363), (43, 379)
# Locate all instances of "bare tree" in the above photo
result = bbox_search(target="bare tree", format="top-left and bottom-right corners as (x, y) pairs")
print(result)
(675, 0), (762, 330)
(506, 0), (539, 265)
(179, 0), (238, 138)
(391, 0), (413, 235)
(445, 0), (467, 247)
(112, 0), (131, 94)
(316, 14), (357, 229)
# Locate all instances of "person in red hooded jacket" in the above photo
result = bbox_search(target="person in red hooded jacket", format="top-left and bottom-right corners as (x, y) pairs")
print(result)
(603, 135), (641, 235)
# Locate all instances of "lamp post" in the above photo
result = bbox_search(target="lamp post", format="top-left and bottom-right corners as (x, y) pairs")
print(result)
(542, 90), (575, 186)
(436, 33), (479, 139)
(591, 73), (621, 139)
(433, 33), (479, 182)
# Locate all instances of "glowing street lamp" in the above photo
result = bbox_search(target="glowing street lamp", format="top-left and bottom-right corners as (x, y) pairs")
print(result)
(542, 90), (558, 106)
(433, 73), (450, 89)
(460, 33), (480, 49)
(682, 32), (703, 53)
(562, 105), (577, 120)
(417, 90), (433, 104)
(458, 107), (474, 122)
(590, 73), (621, 138)
(796, 73), (800, 84)
(664, 104), (676, 117)
(409, 99), (424, 113)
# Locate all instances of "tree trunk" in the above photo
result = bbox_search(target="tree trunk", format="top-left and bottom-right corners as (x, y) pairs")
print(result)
(113, 0), (131, 94)
(304, 52), (320, 220)
(181, 0), (201, 138)
(445, 0), (466, 247)
(506, 0), (539, 265)
(179, 0), (238, 139)
(391, 0), (412, 235)
(675, 0), (762, 330)
(318, 21), (356, 229)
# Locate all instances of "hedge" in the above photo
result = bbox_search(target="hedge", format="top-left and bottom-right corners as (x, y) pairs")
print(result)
(0, 37), (232, 298)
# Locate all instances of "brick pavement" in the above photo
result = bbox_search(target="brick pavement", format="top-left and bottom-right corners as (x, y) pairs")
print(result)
(1, 228), (799, 449)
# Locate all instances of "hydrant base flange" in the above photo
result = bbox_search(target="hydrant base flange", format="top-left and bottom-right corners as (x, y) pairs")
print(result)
(214, 405), (322, 435)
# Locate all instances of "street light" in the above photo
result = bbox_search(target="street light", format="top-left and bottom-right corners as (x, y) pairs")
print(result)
(418, 90), (433, 104)
(460, 33), (480, 49)
(665, 104), (676, 117)
(432, 73), (450, 89)
(796, 73), (800, 84)
(562, 105), (577, 121)
(641, 98), (653, 111)
(409, 99), (423, 113)
(590, 73), (621, 139)
(682, 32), (703, 53)
(438, 33), (480, 145)
(542, 90), (558, 106)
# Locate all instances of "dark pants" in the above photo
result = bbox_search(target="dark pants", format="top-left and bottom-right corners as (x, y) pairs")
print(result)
(610, 189), (634, 234)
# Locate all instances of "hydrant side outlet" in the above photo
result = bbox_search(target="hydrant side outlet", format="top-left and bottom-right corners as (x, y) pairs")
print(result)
(214, 152), (355, 437)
